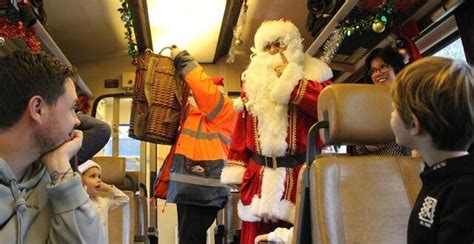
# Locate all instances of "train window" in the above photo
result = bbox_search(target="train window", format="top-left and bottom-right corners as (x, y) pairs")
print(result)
(94, 95), (140, 171)
(432, 38), (466, 61)
(102, 125), (141, 171)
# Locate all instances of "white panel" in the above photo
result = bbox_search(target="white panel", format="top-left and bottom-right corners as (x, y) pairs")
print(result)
(122, 72), (135, 88)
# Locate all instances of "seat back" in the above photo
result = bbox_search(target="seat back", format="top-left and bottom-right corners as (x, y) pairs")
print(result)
(107, 191), (135, 244)
(293, 84), (424, 243)
(309, 156), (423, 243)
(92, 156), (131, 188)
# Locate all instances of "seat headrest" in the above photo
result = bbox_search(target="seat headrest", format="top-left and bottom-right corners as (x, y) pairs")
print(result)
(317, 84), (395, 145)
(91, 156), (127, 186)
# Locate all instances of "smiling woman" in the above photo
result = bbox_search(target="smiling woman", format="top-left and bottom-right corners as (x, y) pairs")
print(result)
(349, 46), (409, 156)
(364, 46), (406, 85)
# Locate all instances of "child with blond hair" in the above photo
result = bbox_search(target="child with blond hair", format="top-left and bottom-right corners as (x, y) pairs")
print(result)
(390, 56), (474, 242)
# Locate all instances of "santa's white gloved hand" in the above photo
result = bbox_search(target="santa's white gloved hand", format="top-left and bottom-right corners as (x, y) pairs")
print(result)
(254, 234), (269, 243)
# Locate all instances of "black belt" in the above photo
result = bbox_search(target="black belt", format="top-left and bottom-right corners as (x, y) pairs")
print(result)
(251, 152), (306, 169)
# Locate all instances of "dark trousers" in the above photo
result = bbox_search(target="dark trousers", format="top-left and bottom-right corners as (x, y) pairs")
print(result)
(177, 203), (219, 244)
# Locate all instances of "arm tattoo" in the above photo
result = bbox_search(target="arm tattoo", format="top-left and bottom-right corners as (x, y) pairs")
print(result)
(50, 167), (74, 185)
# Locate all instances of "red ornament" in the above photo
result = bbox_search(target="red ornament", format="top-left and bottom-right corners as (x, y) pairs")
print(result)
(0, 17), (42, 53)
(358, 0), (419, 12)
(75, 93), (91, 114)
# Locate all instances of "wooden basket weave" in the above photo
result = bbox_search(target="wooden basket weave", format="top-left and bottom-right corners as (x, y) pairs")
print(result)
(129, 48), (188, 145)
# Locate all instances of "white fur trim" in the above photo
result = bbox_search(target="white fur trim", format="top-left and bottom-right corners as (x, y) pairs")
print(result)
(238, 200), (262, 222)
(254, 20), (301, 53)
(276, 199), (296, 223)
(238, 197), (296, 224)
(237, 168), (296, 223)
(220, 166), (245, 184)
(259, 167), (286, 219)
(303, 54), (333, 82)
(232, 98), (244, 112)
(270, 62), (304, 104)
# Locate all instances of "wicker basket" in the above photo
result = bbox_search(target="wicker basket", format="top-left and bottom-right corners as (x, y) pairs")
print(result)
(129, 48), (189, 145)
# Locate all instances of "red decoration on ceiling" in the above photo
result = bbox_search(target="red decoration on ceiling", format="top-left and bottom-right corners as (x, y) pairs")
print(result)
(75, 93), (91, 114)
(0, 17), (42, 53)
(395, 21), (422, 63)
(358, 0), (418, 12)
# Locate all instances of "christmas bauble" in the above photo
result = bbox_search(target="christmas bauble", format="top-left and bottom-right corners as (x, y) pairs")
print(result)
(234, 38), (243, 47)
(372, 20), (385, 33)
(0, 37), (5, 46)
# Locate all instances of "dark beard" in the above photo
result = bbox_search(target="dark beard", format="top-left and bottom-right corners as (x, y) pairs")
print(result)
(37, 125), (62, 155)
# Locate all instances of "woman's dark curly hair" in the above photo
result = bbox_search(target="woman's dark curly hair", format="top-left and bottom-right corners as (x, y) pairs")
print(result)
(364, 46), (405, 83)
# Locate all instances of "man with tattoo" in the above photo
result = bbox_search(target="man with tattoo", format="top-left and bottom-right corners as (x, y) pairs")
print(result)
(0, 51), (106, 243)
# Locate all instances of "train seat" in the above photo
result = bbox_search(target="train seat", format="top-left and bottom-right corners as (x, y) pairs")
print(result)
(293, 84), (424, 243)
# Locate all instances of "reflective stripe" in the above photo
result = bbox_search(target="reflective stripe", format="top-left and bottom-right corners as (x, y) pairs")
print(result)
(206, 94), (224, 120)
(170, 173), (226, 188)
(181, 128), (231, 145)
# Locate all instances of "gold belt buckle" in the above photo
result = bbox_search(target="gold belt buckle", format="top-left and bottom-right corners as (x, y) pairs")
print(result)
(272, 156), (277, 169)
(263, 156), (278, 169)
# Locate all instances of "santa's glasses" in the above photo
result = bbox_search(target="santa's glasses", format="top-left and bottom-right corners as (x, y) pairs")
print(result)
(263, 39), (287, 54)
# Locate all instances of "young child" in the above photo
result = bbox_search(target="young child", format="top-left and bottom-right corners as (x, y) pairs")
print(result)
(390, 56), (474, 243)
(78, 160), (130, 243)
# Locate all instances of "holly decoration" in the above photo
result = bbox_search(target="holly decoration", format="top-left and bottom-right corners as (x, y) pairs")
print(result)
(0, 18), (42, 53)
(117, 0), (138, 60)
(339, 0), (393, 37)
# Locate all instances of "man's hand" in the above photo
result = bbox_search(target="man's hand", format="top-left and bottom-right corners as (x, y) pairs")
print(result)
(41, 130), (83, 174)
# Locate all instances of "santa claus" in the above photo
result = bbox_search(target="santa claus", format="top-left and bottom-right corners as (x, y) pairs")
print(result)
(221, 19), (333, 243)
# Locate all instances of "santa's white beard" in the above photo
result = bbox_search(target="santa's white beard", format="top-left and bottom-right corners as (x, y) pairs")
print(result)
(244, 45), (304, 156)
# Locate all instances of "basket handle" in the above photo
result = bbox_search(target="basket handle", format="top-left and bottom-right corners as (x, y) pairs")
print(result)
(158, 47), (172, 55)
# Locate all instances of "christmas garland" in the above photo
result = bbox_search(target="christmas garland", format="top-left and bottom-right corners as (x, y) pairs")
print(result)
(226, 0), (248, 63)
(318, 0), (394, 63)
(0, 18), (42, 53)
(339, 0), (394, 37)
(117, 0), (138, 59)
